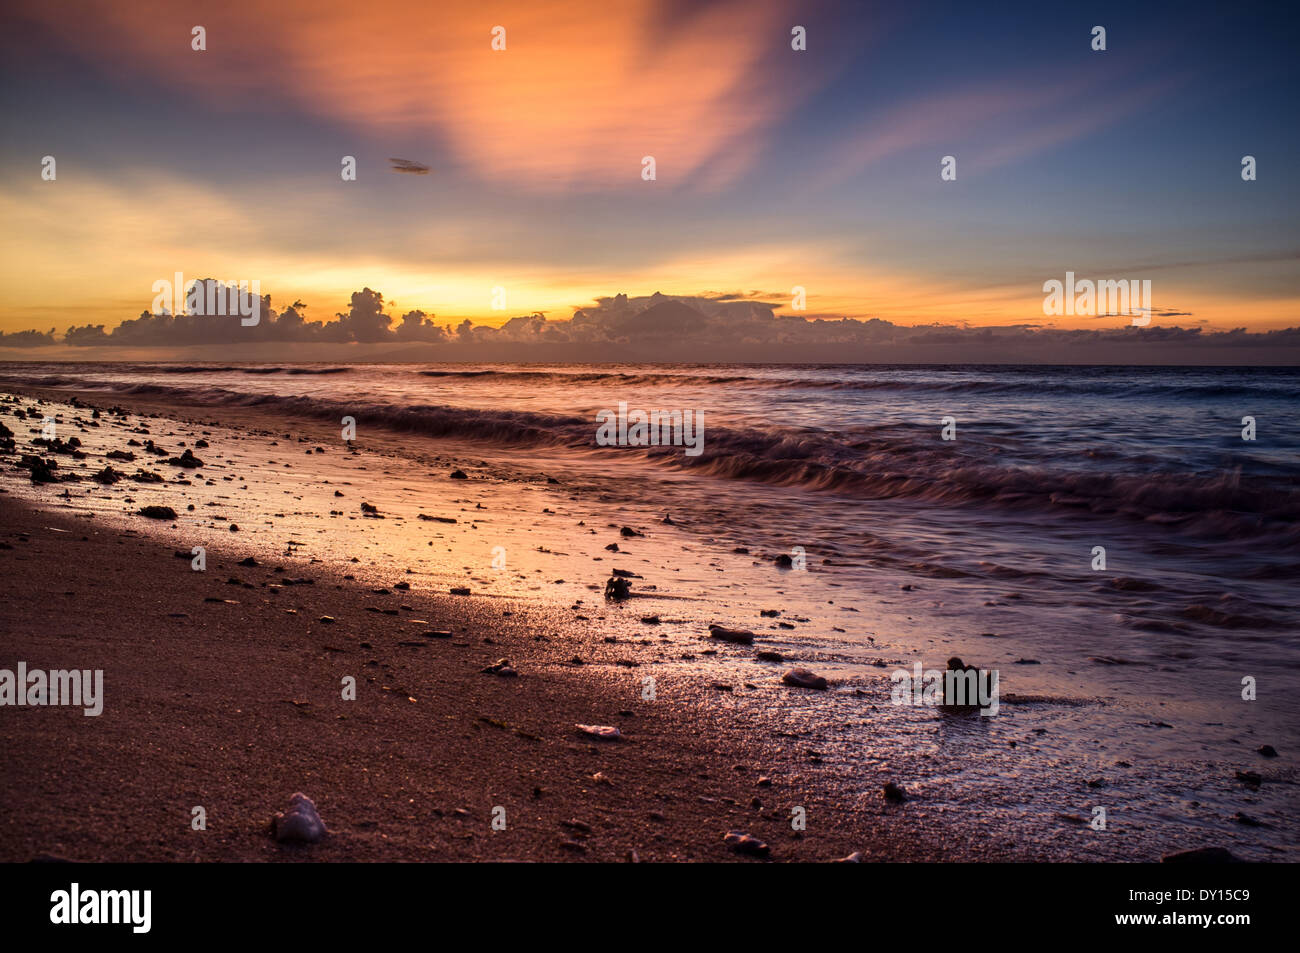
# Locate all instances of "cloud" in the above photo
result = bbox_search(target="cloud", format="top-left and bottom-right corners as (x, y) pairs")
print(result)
(0, 328), (57, 347)
(59, 281), (449, 346)
(809, 66), (1182, 189)
(8, 0), (831, 192)
(12, 285), (1294, 364)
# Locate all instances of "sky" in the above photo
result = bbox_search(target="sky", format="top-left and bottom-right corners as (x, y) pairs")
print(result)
(0, 0), (1297, 359)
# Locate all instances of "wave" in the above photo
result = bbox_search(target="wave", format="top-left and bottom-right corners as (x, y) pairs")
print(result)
(125, 365), (355, 376)
(4, 370), (1296, 542)
(411, 367), (1295, 401)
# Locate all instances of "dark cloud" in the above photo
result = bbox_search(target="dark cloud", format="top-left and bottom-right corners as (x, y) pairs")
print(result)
(5, 287), (1297, 363)
(0, 328), (57, 347)
(58, 281), (449, 347)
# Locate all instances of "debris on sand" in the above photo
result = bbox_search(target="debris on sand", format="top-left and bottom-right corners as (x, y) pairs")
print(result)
(137, 505), (177, 520)
(19, 455), (59, 484)
(272, 792), (327, 843)
(883, 781), (908, 803)
(481, 658), (518, 677)
(724, 831), (770, 857)
(708, 624), (754, 645)
(576, 724), (621, 740)
(166, 448), (204, 468)
(941, 657), (984, 708)
(605, 576), (632, 600)
(782, 668), (829, 690)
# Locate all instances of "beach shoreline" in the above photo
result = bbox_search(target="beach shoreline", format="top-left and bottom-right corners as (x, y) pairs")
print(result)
(2, 380), (1289, 863)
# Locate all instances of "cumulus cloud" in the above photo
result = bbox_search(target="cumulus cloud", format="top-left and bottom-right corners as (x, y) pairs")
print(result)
(0, 327), (58, 347)
(58, 282), (449, 347)
(6, 285), (1297, 363)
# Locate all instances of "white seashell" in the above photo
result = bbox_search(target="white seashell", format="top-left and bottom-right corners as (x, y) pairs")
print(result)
(575, 724), (621, 740)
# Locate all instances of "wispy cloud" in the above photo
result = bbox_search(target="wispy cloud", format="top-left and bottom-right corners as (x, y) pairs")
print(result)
(11, 0), (833, 192)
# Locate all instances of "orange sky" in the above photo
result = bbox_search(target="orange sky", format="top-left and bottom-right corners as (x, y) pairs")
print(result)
(1, 0), (1296, 339)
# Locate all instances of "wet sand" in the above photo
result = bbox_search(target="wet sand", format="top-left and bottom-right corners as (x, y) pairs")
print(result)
(2, 384), (1286, 862)
(0, 386), (1036, 862)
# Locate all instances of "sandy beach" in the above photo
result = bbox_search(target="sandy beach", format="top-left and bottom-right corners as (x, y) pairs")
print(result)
(1, 379), (1292, 863)
(0, 387), (1034, 863)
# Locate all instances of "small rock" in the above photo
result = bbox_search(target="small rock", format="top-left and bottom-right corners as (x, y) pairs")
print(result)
(782, 667), (828, 690)
(709, 624), (754, 645)
(1258, 745), (1278, 758)
(883, 781), (908, 803)
(481, 658), (518, 677)
(724, 831), (770, 857)
(166, 448), (204, 468)
(273, 793), (326, 843)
